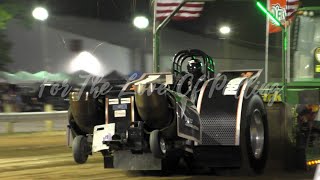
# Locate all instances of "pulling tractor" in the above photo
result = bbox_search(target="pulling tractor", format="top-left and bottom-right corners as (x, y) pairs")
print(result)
(68, 49), (268, 174)
(67, 0), (268, 174)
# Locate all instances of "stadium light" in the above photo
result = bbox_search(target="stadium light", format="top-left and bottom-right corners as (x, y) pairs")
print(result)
(32, 7), (49, 21)
(133, 16), (149, 29)
(219, 26), (231, 35)
(256, 1), (281, 27)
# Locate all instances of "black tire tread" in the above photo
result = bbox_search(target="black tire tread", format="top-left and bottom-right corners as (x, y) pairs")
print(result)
(72, 135), (89, 164)
(240, 94), (268, 175)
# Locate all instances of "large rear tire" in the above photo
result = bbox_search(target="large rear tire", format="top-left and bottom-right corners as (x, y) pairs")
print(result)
(240, 94), (268, 175)
(72, 135), (89, 164)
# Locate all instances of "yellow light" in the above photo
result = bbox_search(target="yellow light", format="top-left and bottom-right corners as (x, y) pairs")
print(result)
(306, 160), (320, 166)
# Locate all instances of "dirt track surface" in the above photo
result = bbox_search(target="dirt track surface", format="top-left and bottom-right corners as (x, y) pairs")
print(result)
(0, 132), (315, 179)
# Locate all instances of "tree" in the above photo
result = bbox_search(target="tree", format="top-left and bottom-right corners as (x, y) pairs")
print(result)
(0, 0), (32, 71)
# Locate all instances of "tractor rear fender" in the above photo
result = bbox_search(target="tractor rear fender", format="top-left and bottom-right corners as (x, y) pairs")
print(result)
(196, 69), (263, 146)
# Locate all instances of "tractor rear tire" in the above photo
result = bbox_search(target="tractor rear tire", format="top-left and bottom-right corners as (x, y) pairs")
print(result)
(240, 94), (268, 175)
(72, 135), (89, 164)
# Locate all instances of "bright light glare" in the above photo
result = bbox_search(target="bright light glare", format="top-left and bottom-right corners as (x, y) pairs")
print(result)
(32, 7), (49, 21)
(219, 26), (231, 35)
(70, 51), (101, 76)
(133, 16), (149, 29)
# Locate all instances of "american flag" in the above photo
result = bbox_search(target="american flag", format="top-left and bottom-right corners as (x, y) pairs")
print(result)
(286, 0), (299, 20)
(155, 0), (205, 21)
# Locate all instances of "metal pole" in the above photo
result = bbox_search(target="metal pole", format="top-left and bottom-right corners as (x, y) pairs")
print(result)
(265, 0), (270, 83)
(153, 1), (186, 73)
(287, 25), (291, 83)
(152, 0), (159, 73)
(282, 28), (287, 102)
(40, 22), (49, 71)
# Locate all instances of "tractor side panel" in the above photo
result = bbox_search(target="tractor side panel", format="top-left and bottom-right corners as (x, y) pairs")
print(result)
(176, 98), (202, 143)
(167, 90), (202, 143)
(197, 70), (262, 146)
(197, 79), (240, 145)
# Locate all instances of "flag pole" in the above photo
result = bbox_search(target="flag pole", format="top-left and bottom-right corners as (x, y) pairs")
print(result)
(282, 20), (287, 102)
(265, 0), (270, 83)
(152, 0), (159, 73)
(153, 0), (186, 73)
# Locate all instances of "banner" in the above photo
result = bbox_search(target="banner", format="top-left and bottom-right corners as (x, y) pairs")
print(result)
(268, 0), (300, 33)
(269, 0), (286, 34)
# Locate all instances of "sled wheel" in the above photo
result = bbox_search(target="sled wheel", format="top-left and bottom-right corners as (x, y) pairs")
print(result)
(72, 135), (89, 164)
(150, 130), (166, 159)
(240, 94), (268, 175)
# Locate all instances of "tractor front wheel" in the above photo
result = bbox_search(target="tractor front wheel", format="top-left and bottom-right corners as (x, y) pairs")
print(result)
(72, 135), (90, 164)
(150, 130), (167, 158)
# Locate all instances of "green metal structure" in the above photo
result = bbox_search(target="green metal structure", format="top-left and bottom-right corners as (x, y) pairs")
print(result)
(258, 3), (320, 169)
(286, 6), (320, 168)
